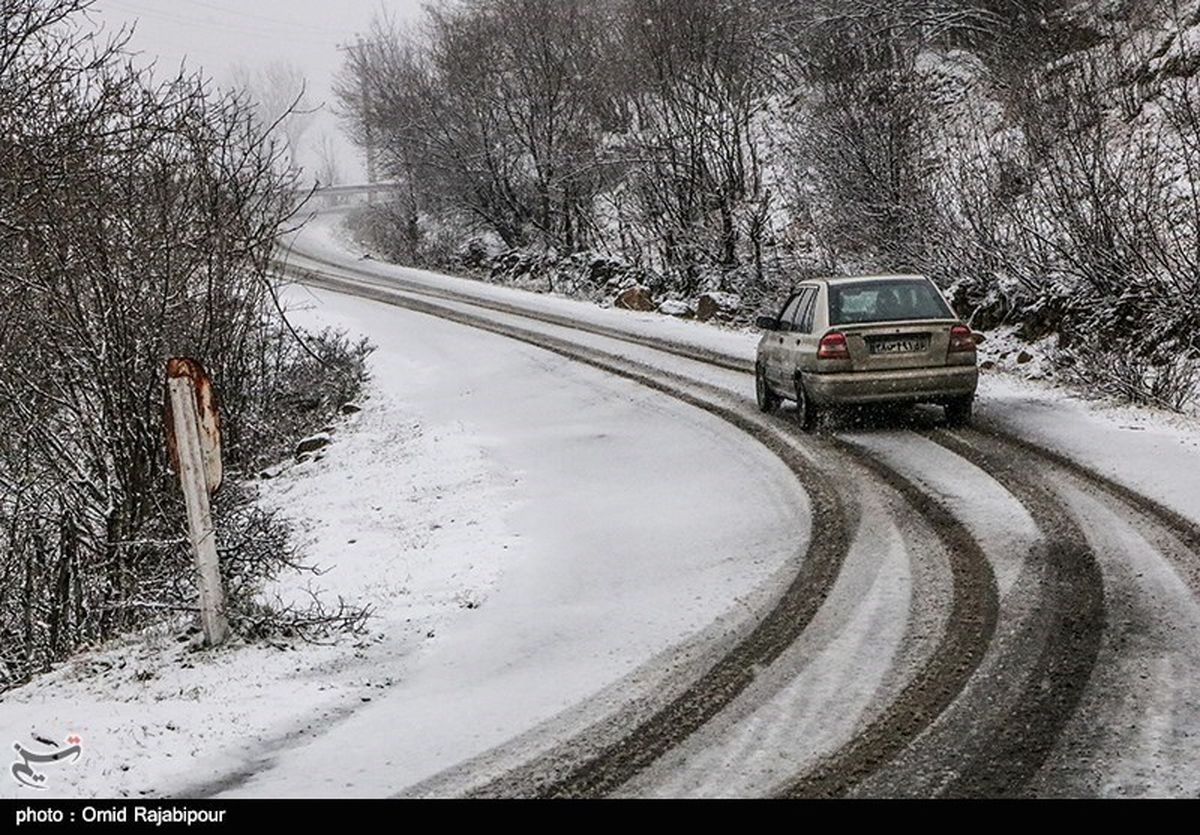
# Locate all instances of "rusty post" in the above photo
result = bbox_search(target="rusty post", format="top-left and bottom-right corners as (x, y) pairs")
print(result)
(166, 359), (228, 646)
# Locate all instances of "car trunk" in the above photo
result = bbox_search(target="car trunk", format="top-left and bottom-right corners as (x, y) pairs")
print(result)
(837, 319), (957, 372)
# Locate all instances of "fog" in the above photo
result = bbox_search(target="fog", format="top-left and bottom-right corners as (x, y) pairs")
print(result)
(89, 0), (424, 181)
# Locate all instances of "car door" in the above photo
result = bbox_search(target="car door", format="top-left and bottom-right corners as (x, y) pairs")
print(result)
(766, 293), (803, 388)
(780, 287), (816, 397)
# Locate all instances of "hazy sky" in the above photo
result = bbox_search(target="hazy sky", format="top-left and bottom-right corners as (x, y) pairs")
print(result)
(89, 0), (425, 179)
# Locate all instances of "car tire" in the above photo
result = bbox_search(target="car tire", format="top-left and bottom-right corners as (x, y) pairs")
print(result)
(795, 374), (820, 432)
(945, 395), (974, 428)
(756, 362), (780, 413)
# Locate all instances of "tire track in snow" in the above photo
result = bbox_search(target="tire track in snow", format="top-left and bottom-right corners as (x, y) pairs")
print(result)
(908, 428), (1106, 796)
(975, 423), (1200, 561)
(954, 427), (1200, 796)
(775, 436), (999, 797)
(281, 244), (1192, 797)
(282, 265), (858, 797)
(285, 245), (1200, 552)
(608, 444), (961, 798)
(285, 265), (999, 798)
(277, 250), (754, 373)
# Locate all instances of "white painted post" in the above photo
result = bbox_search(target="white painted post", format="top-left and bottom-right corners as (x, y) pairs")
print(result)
(168, 376), (229, 646)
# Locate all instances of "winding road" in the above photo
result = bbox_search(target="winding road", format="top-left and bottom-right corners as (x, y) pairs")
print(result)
(265, 214), (1200, 799)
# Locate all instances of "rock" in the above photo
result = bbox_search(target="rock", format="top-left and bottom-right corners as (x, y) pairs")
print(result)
(586, 255), (625, 286)
(1016, 293), (1068, 340)
(458, 238), (491, 269)
(339, 402), (362, 415)
(980, 359), (996, 370)
(657, 299), (692, 317)
(615, 285), (656, 311)
(949, 280), (1010, 332)
(257, 463), (285, 480)
(695, 291), (741, 322)
(296, 433), (332, 456)
(1016, 350), (1034, 364)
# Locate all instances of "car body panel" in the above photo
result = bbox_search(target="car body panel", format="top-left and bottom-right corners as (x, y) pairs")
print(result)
(803, 365), (979, 405)
(762, 292), (800, 388)
(836, 319), (957, 372)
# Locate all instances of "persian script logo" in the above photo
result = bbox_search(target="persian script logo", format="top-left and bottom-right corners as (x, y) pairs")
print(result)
(10, 735), (83, 789)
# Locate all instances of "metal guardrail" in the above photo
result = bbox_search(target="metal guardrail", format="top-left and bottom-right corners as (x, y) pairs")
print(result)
(311, 182), (401, 197)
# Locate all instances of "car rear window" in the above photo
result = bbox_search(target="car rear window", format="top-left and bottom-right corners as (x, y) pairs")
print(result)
(828, 279), (953, 325)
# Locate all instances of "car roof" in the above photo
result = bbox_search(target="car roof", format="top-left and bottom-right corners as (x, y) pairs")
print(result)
(790, 274), (931, 292)
(815, 273), (929, 286)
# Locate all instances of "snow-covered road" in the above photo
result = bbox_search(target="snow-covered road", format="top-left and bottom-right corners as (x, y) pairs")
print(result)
(200, 285), (810, 797)
(6, 210), (1200, 799)
(2, 243), (809, 799)
(274, 213), (1200, 798)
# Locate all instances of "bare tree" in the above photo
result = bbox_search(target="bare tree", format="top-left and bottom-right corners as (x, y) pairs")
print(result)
(314, 131), (343, 188)
(607, 0), (776, 294)
(336, 1), (618, 252)
(230, 60), (317, 164)
(329, 0), (1197, 411)
(1, 0), (367, 688)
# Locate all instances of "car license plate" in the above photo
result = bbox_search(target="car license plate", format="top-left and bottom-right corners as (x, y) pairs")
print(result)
(868, 336), (929, 355)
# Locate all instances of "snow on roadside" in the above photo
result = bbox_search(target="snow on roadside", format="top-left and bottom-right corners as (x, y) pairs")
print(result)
(285, 212), (763, 362)
(974, 325), (1059, 384)
(978, 370), (1200, 526)
(0, 321), (512, 799)
(2, 267), (805, 799)
(965, 325), (1200, 528)
(295, 210), (1200, 529)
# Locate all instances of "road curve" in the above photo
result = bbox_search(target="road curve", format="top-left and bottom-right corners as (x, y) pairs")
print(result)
(278, 226), (1200, 798)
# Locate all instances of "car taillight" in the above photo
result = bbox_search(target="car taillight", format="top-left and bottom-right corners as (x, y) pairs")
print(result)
(949, 324), (976, 353)
(817, 331), (850, 360)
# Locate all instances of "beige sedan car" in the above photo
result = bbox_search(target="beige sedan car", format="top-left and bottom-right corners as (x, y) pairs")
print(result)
(755, 274), (978, 429)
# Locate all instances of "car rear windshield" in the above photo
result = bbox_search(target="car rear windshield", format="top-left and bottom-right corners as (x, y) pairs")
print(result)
(828, 279), (953, 325)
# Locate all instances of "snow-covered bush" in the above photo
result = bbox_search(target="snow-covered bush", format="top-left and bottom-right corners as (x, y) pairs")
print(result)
(0, 1), (370, 690)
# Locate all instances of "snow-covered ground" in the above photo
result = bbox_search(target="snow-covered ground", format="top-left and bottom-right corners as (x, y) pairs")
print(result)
(978, 373), (1200, 525)
(1, 279), (805, 798)
(6, 209), (1200, 799)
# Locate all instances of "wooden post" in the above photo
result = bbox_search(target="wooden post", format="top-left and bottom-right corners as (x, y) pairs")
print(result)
(168, 374), (229, 646)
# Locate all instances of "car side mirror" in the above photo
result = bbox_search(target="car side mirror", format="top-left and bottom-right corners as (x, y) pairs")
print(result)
(756, 315), (780, 331)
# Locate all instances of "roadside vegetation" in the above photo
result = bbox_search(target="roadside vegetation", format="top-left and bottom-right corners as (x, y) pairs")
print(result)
(0, 0), (371, 690)
(338, 0), (1200, 411)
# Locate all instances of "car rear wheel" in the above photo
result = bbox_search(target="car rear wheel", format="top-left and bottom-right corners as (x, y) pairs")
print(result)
(795, 374), (820, 432)
(945, 395), (974, 428)
(756, 362), (780, 413)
